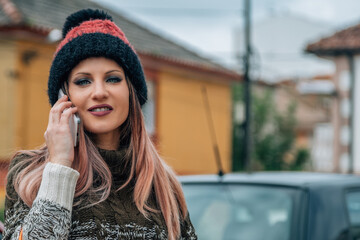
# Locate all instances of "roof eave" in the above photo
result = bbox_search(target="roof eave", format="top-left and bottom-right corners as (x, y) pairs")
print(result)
(306, 47), (360, 56)
(0, 24), (51, 41)
(138, 52), (242, 82)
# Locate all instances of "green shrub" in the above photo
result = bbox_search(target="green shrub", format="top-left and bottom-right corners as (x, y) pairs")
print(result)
(232, 84), (309, 171)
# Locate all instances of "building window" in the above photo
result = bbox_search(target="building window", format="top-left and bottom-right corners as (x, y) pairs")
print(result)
(339, 70), (350, 91)
(340, 153), (350, 173)
(340, 125), (350, 147)
(341, 98), (351, 119)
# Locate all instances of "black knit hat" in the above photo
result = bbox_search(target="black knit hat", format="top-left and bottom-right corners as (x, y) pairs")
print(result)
(48, 9), (147, 106)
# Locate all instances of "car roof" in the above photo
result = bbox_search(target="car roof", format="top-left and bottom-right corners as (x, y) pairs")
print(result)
(179, 171), (360, 188)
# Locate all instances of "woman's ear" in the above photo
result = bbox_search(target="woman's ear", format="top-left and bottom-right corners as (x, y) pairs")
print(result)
(62, 81), (71, 100)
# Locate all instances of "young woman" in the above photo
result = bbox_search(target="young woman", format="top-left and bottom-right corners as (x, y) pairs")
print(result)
(3, 9), (197, 240)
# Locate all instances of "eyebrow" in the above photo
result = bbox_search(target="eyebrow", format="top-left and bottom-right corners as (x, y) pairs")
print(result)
(106, 70), (123, 74)
(74, 70), (123, 76)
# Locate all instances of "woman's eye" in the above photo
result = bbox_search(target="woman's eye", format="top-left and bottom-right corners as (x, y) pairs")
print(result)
(74, 79), (91, 86)
(106, 77), (122, 83)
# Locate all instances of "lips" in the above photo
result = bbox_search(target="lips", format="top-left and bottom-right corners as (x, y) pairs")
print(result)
(88, 104), (113, 116)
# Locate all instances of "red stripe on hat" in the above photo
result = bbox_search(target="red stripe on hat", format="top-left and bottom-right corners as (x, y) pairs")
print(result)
(54, 19), (134, 56)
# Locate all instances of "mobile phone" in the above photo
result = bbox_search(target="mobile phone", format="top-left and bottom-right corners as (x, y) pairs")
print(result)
(58, 89), (80, 147)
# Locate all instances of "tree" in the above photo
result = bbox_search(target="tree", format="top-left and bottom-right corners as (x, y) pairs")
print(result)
(232, 83), (309, 171)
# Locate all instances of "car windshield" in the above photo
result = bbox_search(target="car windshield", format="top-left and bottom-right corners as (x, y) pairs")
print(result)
(182, 183), (300, 240)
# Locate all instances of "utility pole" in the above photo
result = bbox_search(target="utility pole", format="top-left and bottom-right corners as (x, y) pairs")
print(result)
(242, 0), (252, 172)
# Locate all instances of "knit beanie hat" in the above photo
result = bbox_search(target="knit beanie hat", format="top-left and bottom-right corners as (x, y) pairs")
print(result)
(48, 8), (147, 106)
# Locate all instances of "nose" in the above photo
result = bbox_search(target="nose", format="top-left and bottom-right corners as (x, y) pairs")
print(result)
(91, 80), (109, 100)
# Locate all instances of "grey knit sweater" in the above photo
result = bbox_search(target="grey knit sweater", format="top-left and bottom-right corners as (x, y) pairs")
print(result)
(3, 148), (197, 240)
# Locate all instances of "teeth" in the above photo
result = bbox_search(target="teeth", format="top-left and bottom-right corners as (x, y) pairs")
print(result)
(91, 107), (110, 112)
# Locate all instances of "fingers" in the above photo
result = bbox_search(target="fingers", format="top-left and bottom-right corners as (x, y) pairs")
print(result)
(49, 95), (67, 123)
(45, 106), (78, 142)
(49, 97), (73, 124)
(54, 94), (68, 107)
(59, 107), (78, 125)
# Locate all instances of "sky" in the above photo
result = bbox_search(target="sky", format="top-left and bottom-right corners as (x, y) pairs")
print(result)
(93, 0), (360, 77)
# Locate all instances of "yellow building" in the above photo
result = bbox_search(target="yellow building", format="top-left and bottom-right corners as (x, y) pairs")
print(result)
(0, 0), (241, 182)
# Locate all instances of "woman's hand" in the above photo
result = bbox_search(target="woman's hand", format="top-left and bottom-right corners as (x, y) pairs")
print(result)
(44, 95), (78, 167)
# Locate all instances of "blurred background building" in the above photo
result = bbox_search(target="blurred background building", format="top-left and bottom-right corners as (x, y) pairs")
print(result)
(307, 23), (360, 173)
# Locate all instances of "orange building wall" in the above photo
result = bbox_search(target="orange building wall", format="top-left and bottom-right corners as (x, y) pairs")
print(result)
(14, 41), (55, 150)
(157, 71), (232, 175)
(0, 40), (17, 220)
(0, 40), (17, 159)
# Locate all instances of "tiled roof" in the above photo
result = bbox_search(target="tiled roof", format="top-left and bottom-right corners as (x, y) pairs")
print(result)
(306, 23), (360, 55)
(0, 0), (239, 78)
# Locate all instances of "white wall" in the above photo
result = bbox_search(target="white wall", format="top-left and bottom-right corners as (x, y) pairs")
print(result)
(353, 55), (360, 173)
(311, 123), (333, 172)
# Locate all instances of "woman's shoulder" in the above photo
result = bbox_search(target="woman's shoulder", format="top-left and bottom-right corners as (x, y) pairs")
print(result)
(6, 152), (36, 187)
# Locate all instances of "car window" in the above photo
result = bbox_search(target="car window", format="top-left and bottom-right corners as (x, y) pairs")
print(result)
(182, 183), (298, 240)
(344, 190), (360, 239)
(346, 190), (360, 226)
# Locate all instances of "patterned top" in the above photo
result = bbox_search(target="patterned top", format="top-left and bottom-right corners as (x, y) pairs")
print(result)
(3, 148), (197, 240)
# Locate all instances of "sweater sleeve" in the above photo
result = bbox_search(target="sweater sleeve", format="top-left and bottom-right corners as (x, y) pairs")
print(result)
(3, 155), (79, 240)
(180, 212), (198, 240)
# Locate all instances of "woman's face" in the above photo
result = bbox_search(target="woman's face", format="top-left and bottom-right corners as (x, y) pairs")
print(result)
(68, 57), (129, 136)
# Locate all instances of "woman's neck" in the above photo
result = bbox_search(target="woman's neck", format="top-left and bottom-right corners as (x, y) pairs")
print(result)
(93, 131), (120, 150)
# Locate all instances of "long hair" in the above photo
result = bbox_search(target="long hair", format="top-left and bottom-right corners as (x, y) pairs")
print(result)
(8, 77), (187, 239)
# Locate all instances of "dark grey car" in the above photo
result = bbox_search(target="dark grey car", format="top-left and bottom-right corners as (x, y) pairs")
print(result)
(180, 172), (360, 240)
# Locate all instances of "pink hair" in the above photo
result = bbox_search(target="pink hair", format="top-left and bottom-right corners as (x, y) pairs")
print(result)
(8, 78), (187, 239)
